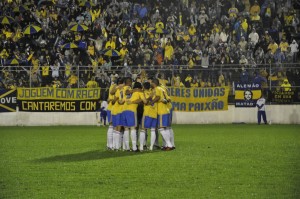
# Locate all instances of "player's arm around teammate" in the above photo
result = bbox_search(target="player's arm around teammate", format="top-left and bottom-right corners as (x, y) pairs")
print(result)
(151, 79), (173, 150)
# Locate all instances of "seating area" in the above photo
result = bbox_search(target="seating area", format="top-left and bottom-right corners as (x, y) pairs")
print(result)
(0, 0), (299, 90)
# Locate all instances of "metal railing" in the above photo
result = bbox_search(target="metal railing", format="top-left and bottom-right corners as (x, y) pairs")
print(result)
(1, 63), (299, 103)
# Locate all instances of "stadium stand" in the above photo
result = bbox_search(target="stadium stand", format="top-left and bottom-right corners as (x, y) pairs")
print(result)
(0, 0), (299, 99)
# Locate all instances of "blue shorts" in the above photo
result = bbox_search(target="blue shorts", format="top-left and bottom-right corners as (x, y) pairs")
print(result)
(142, 116), (157, 129)
(157, 114), (170, 128)
(122, 110), (137, 127)
(112, 113), (122, 127)
(107, 110), (112, 123)
(169, 109), (173, 126)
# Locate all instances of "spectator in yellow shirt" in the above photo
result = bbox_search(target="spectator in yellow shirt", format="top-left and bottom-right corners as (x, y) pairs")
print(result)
(0, 49), (9, 59)
(188, 24), (196, 36)
(119, 45), (129, 59)
(185, 74), (192, 87)
(241, 19), (248, 33)
(90, 8), (101, 22)
(75, 33), (81, 41)
(86, 77), (98, 88)
(49, 10), (58, 21)
(279, 38), (289, 52)
(105, 37), (116, 49)
(155, 20), (164, 29)
(172, 74), (181, 87)
(2, 27), (13, 39)
(158, 74), (169, 86)
(250, 1), (260, 17)
(164, 42), (174, 61)
(52, 77), (62, 88)
(68, 73), (78, 88)
(268, 40), (279, 54)
(218, 73), (225, 86)
(87, 41), (95, 56)
(280, 79), (291, 91)
(190, 79), (199, 87)
(228, 6), (239, 18)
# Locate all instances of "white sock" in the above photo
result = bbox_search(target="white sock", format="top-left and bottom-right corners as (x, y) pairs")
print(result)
(115, 131), (121, 150)
(150, 128), (156, 150)
(107, 126), (113, 149)
(139, 130), (145, 151)
(131, 128), (137, 151)
(169, 128), (175, 147)
(159, 128), (172, 148)
(112, 130), (117, 149)
(123, 130), (130, 150)
(162, 136), (166, 147)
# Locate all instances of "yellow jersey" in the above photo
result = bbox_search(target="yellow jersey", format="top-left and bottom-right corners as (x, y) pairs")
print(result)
(122, 85), (132, 111)
(268, 43), (278, 54)
(191, 82), (199, 87)
(159, 78), (168, 86)
(42, 66), (50, 76)
(159, 85), (172, 110)
(144, 89), (157, 118)
(86, 80), (98, 88)
(112, 88), (124, 115)
(88, 45), (95, 56)
(126, 91), (145, 112)
(154, 86), (170, 115)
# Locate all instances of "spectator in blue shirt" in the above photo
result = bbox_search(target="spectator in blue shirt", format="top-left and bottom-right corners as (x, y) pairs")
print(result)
(138, 3), (148, 19)
(253, 72), (267, 85)
(240, 67), (249, 84)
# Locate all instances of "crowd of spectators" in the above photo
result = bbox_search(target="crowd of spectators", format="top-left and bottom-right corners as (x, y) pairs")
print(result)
(0, 0), (300, 97)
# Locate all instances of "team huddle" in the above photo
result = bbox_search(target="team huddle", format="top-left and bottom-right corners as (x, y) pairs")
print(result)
(105, 77), (175, 152)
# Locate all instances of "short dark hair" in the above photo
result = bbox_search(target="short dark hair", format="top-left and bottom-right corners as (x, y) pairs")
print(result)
(117, 77), (124, 85)
(125, 77), (132, 84)
(152, 78), (159, 86)
(148, 77), (154, 81)
(133, 82), (142, 89)
(143, 82), (151, 90)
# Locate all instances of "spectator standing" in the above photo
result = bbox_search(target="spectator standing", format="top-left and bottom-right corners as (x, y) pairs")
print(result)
(248, 28), (259, 46)
(256, 93), (268, 125)
(281, 79), (292, 91)
(289, 40), (299, 63)
(99, 100), (108, 126)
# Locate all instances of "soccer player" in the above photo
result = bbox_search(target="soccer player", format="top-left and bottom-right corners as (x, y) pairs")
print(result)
(106, 81), (116, 150)
(111, 78), (124, 150)
(140, 82), (158, 151)
(121, 77), (133, 151)
(151, 78), (173, 150)
(159, 84), (175, 149)
(147, 77), (160, 148)
(123, 81), (146, 152)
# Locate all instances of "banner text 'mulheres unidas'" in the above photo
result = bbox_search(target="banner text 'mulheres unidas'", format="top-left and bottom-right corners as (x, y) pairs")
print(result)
(168, 87), (229, 112)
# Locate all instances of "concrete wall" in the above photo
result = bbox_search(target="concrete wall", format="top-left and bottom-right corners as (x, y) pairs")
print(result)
(0, 105), (299, 126)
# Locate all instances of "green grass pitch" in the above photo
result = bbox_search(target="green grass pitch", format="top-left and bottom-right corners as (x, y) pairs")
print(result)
(0, 124), (299, 199)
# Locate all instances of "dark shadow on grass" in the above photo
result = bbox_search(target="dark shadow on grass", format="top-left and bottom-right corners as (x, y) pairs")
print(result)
(32, 149), (163, 163)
